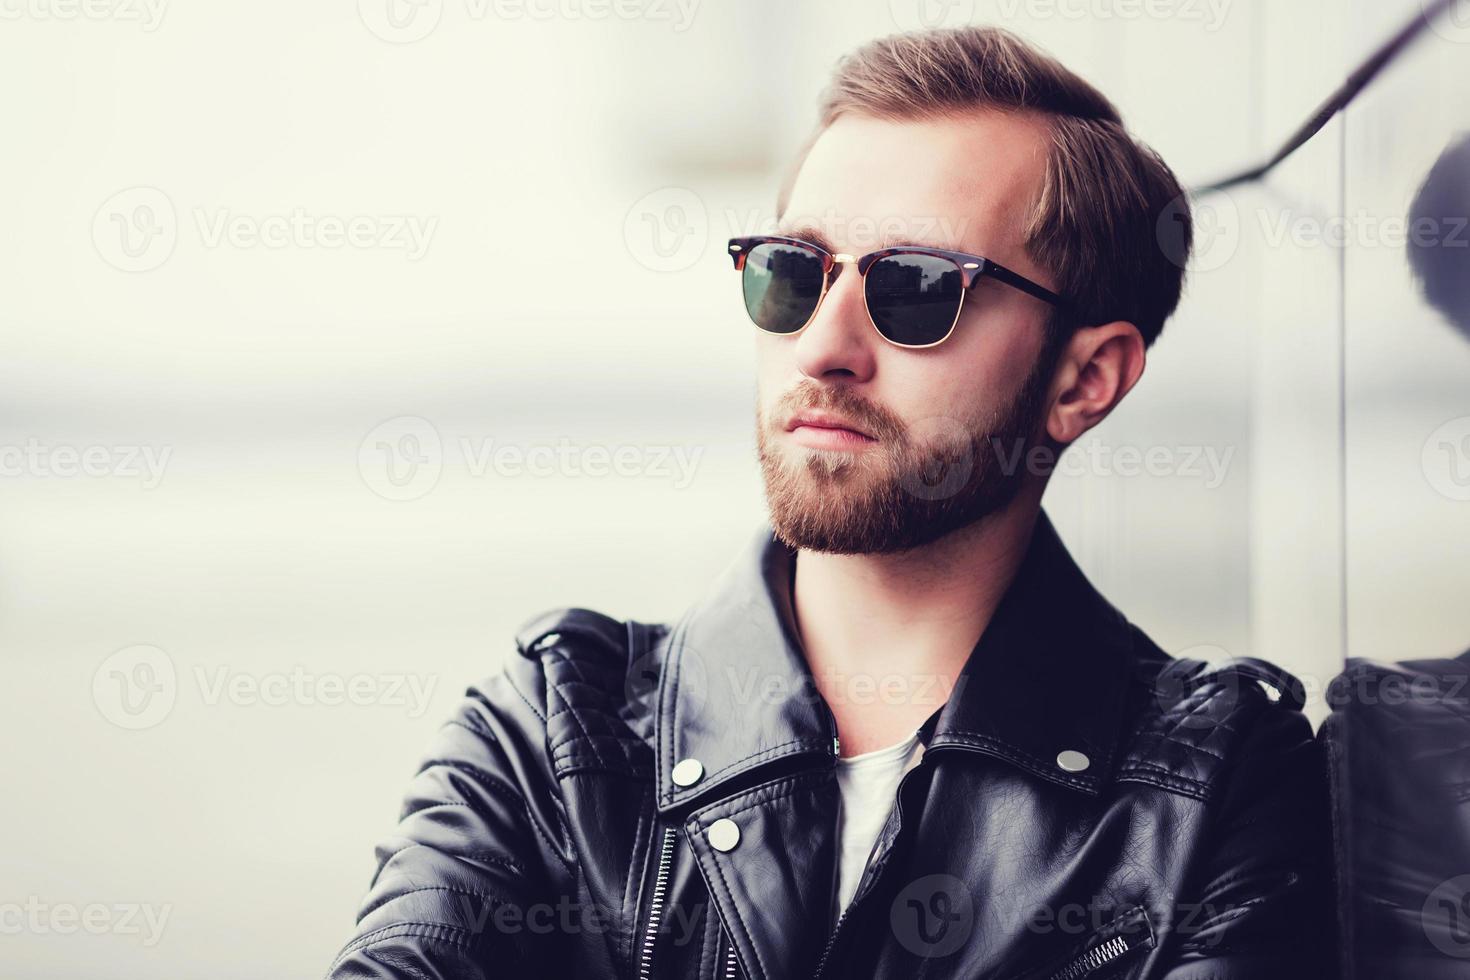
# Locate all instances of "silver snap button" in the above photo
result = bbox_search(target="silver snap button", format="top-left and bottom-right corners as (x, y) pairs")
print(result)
(1056, 750), (1090, 773)
(671, 758), (704, 787)
(707, 818), (740, 852)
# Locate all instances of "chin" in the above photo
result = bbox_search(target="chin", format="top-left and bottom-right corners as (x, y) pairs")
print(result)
(793, 445), (871, 478)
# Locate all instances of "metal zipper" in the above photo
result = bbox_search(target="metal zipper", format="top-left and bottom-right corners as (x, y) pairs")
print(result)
(814, 712), (933, 979)
(637, 825), (679, 980)
(1046, 930), (1144, 980)
(812, 718), (933, 980)
(722, 937), (739, 979)
(810, 901), (852, 980)
(811, 702), (845, 980)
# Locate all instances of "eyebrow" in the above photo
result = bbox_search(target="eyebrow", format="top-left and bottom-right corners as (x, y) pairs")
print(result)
(774, 221), (961, 255)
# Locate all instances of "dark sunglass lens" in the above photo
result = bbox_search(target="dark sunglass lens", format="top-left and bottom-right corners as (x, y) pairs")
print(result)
(742, 242), (826, 334)
(865, 253), (965, 346)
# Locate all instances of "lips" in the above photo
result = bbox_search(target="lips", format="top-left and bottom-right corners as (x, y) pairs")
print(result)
(784, 410), (877, 448)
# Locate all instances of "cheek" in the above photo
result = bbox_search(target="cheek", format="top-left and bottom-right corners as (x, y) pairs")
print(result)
(873, 326), (1041, 429)
(882, 364), (975, 427)
(754, 333), (787, 373)
(923, 310), (1046, 407)
(754, 336), (793, 416)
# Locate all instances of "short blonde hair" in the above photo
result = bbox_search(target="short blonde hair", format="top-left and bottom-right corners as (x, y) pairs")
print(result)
(779, 27), (1190, 347)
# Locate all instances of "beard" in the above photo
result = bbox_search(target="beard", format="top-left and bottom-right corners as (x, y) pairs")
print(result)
(756, 354), (1057, 555)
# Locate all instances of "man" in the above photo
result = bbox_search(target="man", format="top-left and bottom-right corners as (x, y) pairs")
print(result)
(328, 26), (1334, 979)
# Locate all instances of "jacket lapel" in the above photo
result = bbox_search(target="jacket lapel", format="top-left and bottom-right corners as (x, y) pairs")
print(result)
(646, 509), (1140, 979)
(923, 510), (1137, 794)
(653, 526), (834, 813)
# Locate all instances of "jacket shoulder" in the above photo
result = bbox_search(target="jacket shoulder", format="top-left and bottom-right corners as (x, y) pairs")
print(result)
(514, 606), (631, 659)
(1125, 624), (1308, 709)
(506, 605), (667, 779)
(1118, 625), (1316, 800)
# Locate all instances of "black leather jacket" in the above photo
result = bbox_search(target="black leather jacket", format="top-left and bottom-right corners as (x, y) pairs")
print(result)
(327, 511), (1335, 979)
(1322, 651), (1470, 977)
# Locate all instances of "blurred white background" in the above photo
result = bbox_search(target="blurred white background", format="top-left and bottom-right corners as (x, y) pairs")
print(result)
(1, 0), (1467, 975)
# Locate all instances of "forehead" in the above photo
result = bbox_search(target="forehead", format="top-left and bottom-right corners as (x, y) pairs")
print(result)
(780, 109), (1052, 258)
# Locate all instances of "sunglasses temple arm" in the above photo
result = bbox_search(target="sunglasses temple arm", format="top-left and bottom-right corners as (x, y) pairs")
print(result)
(981, 261), (1068, 310)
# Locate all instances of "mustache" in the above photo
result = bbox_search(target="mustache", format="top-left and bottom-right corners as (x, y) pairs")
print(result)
(772, 381), (908, 444)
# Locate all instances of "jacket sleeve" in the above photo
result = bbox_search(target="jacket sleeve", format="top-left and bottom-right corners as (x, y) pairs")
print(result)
(1155, 691), (1338, 980)
(1323, 654), (1470, 977)
(326, 666), (569, 979)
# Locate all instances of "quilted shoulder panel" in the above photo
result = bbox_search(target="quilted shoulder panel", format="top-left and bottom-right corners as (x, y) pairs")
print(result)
(515, 606), (657, 779)
(1117, 656), (1308, 801)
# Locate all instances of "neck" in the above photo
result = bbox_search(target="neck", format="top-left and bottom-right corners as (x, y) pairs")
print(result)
(791, 487), (1043, 756)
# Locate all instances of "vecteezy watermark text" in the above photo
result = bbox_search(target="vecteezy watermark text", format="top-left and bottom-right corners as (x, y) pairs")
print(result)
(358, 0), (700, 43)
(358, 416), (705, 501)
(888, 0), (1232, 31)
(0, 0), (167, 29)
(0, 898), (170, 946)
(0, 439), (170, 488)
(93, 186), (437, 272)
(92, 645), (439, 730)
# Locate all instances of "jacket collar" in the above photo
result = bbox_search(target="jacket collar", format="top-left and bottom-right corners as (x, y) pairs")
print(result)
(654, 508), (1138, 812)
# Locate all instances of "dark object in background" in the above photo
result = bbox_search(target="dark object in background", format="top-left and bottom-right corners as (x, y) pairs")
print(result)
(1323, 651), (1470, 978)
(1407, 134), (1470, 342)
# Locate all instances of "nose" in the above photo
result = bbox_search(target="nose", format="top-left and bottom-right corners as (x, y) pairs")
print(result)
(793, 259), (878, 383)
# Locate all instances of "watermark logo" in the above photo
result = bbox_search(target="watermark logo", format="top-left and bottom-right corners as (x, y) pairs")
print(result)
(626, 642), (709, 714)
(1157, 190), (1239, 273)
(1150, 643), (1240, 725)
(890, 873), (974, 958)
(1424, 0), (1470, 44)
(93, 186), (177, 273)
(92, 645), (177, 730)
(889, 0), (977, 29)
(358, 0), (444, 42)
(624, 187), (707, 273)
(359, 416), (444, 502)
(899, 416), (975, 502)
(1422, 415), (1470, 501)
(1424, 875), (1470, 958)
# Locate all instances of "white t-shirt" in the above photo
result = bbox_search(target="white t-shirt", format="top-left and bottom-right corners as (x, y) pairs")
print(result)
(833, 731), (925, 921)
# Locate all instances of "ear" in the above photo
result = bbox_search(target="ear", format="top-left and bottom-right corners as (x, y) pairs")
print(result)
(1044, 321), (1147, 445)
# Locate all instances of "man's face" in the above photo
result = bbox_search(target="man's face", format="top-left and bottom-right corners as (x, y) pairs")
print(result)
(755, 108), (1063, 555)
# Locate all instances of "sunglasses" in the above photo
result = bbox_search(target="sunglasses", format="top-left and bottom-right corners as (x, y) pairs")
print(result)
(728, 235), (1070, 349)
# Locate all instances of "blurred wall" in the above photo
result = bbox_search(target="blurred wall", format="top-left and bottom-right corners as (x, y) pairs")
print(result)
(0, 0), (1466, 976)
